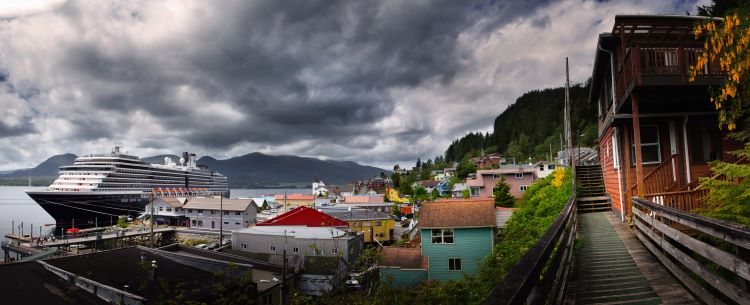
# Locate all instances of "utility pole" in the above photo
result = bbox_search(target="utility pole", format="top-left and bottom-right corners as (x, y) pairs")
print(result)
(219, 195), (223, 246)
(565, 57), (575, 186)
(150, 191), (155, 248)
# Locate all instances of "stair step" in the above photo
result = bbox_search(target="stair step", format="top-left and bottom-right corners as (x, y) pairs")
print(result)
(578, 196), (610, 202)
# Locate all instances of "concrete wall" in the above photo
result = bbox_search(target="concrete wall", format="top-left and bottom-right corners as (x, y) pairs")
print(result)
(231, 232), (363, 263)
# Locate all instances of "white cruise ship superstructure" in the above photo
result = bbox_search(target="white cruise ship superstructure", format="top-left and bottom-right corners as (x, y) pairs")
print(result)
(26, 145), (229, 229)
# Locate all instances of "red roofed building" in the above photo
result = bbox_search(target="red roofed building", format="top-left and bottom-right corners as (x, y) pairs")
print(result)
(256, 206), (349, 228)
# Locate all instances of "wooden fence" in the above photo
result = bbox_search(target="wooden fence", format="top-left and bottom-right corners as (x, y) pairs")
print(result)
(632, 197), (750, 305)
(481, 194), (577, 305)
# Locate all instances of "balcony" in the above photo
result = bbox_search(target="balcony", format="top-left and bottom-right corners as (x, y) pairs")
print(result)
(615, 45), (723, 106)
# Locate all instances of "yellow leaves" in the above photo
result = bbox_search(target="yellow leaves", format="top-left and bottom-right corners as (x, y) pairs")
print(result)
(690, 12), (750, 129)
(551, 168), (565, 188)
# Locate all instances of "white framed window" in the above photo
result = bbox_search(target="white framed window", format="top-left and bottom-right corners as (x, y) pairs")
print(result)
(431, 229), (454, 244)
(449, 258), (462, 271)
(270, 245), (276, 251)
(612, 131), (620, 169)
(539, 165), (544, 171)
(293, 247), (299, 253)
(515, 173), (524, 178)
(520, 185), (529, 192)
(241, 243), (247, 249)
(548, 164), (555, 170)
(631, 125), (661, 165)
(332, 248), (338, 254)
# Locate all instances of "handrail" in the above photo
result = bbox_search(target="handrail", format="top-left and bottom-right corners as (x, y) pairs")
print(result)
(629, 154), (678, 196)
(632, 197), (750, 305)
(482, 194), (577, 305)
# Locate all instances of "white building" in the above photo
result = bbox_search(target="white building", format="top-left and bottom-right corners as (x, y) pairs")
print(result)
(312, 180), (329, 197)
(183, 197), (259, 231)
(535, 161), (562, 179)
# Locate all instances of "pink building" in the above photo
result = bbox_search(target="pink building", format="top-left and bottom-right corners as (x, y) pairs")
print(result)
(465, 165), (537, 199)
(344, 194), (384, 204)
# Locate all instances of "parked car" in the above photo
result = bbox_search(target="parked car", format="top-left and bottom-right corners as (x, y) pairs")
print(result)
(194, 243), (208, 249)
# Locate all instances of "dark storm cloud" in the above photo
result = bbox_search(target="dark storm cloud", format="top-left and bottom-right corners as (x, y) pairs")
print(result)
(0, 0), (707, 169)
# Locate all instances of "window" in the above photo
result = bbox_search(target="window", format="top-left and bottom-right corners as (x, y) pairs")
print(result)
(548, 164), (555, 170)
(539, 165), (544, 171)
(210, 211), (216, 215)
(492, 174), (500, 179)
(315, 248), (322, 256)
(515, 173), (524, 178)
(198, 210), (203, 214)
(374, 221), (382, 226)
(241, 243), (247, 249)
(235, 211), (241, 216)
(332, 248), (338, 254)
(166, 208), (171, 212)
(223, 221), (229, 225)
(431, 229), (454, 244)
(293, 247), (299, 253)
(223, 211), (229, 215)
(158, 207), (163, 211)
(235, 222), (240, 225)
(690, 123), (720, 163)
(449, 258), (462, 271)
(362, 221), (371, 227)
(470, 187), (480, 197)
(191, 220), (196, 226)
(612, 132), (620, 169)
(631, 125), (662, 164)
(520, 185), (529, 192)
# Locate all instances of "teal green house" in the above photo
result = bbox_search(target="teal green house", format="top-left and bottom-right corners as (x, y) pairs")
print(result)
(380, 199), (497, 283)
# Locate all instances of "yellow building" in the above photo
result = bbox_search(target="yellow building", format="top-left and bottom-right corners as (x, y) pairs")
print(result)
(385, 187), (410, 204)
(324, 209), (396, 244)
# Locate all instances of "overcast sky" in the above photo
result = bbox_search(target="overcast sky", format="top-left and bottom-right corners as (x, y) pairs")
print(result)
(0, 0), (708, 170)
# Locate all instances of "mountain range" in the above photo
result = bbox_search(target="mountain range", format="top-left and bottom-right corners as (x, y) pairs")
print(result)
(0, 152), (387, 188)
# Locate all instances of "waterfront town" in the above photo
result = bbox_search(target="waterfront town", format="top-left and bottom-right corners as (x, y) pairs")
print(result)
(2, 1), (750, 305)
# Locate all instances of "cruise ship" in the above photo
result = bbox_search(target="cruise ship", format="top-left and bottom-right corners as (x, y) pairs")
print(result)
(26, 145), (229, 230)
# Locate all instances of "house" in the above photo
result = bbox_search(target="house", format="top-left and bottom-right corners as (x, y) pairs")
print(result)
(257, 206), (350, 228)
(379, 199), (496, 283)
(435, 179), (452, 196)
(465, 165), (538, 199)
(588, 15), (740, 219)
(384, 187), (410, 204)
(535, 161), (561, 179)
(312, 179), (329, 197)
(344, 194), (384, 204)
(275, 194), (315, 209)
(451, 183), (468, 198)
(412, 180), (439, 193)
(335, 201), (394, 213)
(470, 153), (504, 169)
(144, 196), (188, 226)
(320, 207), (396, 244)
(231, 225), (364, 264)
(182, 197), (259, 230)
(368, 177), (386, 193)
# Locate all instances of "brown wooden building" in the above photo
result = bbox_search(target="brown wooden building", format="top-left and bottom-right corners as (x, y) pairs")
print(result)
(590, 15), (741, 219)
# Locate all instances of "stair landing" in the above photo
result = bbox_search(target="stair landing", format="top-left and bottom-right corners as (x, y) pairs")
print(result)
(569, 212), (699, 305)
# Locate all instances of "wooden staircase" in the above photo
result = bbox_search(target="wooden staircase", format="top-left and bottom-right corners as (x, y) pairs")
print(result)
(576, 165), (611, 213)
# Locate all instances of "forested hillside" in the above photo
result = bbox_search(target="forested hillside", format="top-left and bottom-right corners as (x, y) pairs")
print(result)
(445, 82), (597, 163)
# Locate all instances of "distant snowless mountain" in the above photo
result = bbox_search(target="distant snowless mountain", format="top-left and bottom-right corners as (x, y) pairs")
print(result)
(0, 152), (388, 188)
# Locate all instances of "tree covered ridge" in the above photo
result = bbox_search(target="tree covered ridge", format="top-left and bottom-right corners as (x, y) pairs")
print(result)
(445, 82), (597, 163)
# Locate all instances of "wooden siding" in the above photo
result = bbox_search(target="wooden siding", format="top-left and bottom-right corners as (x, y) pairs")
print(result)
(421, 227), (493, 281)
(379, 267), (427, 287)
(600, 127), (623, 214)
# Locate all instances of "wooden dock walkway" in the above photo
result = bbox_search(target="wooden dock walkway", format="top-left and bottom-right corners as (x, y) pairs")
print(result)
(570, 212), (699, 305)
(4, 227), (175, 248)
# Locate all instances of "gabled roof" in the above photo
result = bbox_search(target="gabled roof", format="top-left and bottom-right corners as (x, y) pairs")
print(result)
(419, 199), (496, 229)
(182, 197), (257, 212)
(274, 194), (315, 200)
(156, 197), (184, 208)
(381, 247), (426, 269)
(256, 206), (349, 227)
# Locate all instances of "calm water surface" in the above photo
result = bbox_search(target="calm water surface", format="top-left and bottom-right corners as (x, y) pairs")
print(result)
(0, 186), (304, 241)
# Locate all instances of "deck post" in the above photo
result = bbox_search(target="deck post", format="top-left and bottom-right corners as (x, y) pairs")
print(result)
(632, 93), (645, 198)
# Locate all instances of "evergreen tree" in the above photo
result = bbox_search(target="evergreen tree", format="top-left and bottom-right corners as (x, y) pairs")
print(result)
(416, 158), (422, 168)
(493, 176), (515, 207)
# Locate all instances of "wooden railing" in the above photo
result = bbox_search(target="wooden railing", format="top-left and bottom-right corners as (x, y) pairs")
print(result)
(482, 194), (577, 305)
(615, 46), (722, 104)
(632, 197), (750, 305)
(643, 188), (707, 212)
(629, 154), (679, 196)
